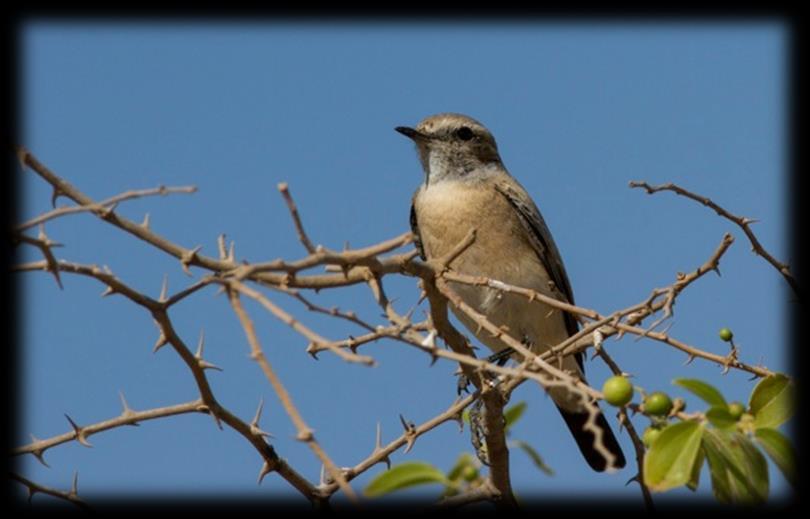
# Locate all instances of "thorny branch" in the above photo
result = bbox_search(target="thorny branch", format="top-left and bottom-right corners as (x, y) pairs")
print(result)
(592, 332), (654, 511)
(11, 472), (90, 510)
(630, 180), (799, 299)
(13, 398), (207, 462)
(423, 278), (517, 508)
(224, 281), (359, 502)
(13, 148), (783, 508)
(15, 184), (198, 233)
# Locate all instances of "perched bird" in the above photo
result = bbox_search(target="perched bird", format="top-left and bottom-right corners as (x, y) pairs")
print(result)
(397, 113), (625, 471)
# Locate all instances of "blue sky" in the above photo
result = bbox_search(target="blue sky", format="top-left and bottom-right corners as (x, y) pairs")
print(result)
(16, 21), (791, 507)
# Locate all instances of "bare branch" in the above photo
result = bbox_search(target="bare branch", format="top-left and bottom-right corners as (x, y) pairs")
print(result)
(421, 278), (518, 509)
(14, 255), (321, 503)
(630, 180), (799, 298)
(13, 399), (206, 458)
(225, 280), (375, 366)
(16, 146), (237, 274)
(321, 393), (478, 495)
(617, 409), (655, 512)
(225, 286), (359, 502)
(13, 259), (159, 309)
(434, 480), (500, 508)
(11, 472), (91, 510)
(16, 184), (198, 232)
(14, 227), (65, 289)
(277, 182), (317, 254)
(591, 333), (654, 511)
(233, 231), (413, 278)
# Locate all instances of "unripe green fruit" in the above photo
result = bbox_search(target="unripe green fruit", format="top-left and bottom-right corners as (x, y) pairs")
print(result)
(642, 426), (662, 447)
(602, 375), (634, 407)
(644, 392), (674, 416)
(719, 327), (734, 342)
(728, 401), (745, 420)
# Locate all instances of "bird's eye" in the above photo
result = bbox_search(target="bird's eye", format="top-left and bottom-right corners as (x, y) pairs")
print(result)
(455, 126), (475, 141)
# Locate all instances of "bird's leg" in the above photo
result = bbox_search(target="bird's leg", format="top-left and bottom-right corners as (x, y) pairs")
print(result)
(456, 347), (515, 395)
(466, 347), (515, 465)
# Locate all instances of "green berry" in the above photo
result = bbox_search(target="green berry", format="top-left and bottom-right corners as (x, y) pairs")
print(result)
(602, 375), (634, 407)
(728, 401), (745, 420)
(642, 426), (662, 448)
(644, 392), (674, 416)
(719, 327), (734, 342)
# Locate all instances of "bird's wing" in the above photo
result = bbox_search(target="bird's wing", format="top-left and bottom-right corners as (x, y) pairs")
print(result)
(494, 181), (583, 370)
(410, 199), (426, 261)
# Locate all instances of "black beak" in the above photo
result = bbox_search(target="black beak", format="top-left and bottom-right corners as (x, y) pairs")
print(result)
(395, 126), (428, 141)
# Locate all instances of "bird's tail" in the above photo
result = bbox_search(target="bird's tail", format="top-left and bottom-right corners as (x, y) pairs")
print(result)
(557, 405), (626, 472)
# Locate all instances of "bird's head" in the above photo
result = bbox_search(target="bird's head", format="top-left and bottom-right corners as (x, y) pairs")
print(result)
(396, 113), (502, 184)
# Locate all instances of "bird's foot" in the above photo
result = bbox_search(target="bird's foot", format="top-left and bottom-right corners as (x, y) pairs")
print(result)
(456, 347), (514, 395)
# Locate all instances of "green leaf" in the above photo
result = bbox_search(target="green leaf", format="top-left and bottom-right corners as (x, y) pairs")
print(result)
(673, 378), (727, 408)
(686, 447), (705, 491)
(755, 428), (796, 488)
(510, 439), (554, 476)
(504, 401), (527, 431)
(749, 374), (793, 429)
(701, 428), (768, 504)
(364, 462), (449, 497)
(643, 420), (704, 492)
(702, 434), (732, 503)
(736, 432), (769, 501)
(705, 406), (738, 431)
(446, 453), (475, 482)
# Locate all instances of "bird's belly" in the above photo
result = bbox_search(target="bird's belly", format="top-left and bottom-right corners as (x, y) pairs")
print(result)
(414, 180), (583, 409)
(414, 181), (570, 358)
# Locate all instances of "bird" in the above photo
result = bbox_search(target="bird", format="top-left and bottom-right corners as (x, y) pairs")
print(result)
(396, 113), (626, 472)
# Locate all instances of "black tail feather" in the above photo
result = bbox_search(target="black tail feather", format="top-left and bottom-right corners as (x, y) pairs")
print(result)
(557, 405), (626, 472)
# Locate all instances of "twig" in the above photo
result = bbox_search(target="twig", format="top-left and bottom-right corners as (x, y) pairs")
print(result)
(14, 256), (320, 503)
(224, 280), (375, 366)
(18, 148), (417, 293)
(13, 398), (206, 460)
(11, 472), (91, 510)
(233, 231), (413, 278)
(630, 181), (799, 298)
(277, 182), (317, 254)
(422, 278), (517, 509)
(274, 286), (378, 333)
(13, 231), (64, 289)
(225, 287), (359, 502)
(618, 409), (655, 512)
(321, 393), (478, 495)
(16, 146), (237, 274)
(16, 184), (198, 232)
(591, 333), (655, 511)
(434, 480), (500, 508)
(13, 259), (159, 309)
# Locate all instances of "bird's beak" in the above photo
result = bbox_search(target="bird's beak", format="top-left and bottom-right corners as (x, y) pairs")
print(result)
(395, 126), (430, 142)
